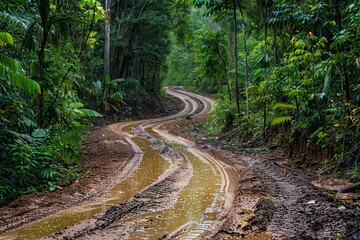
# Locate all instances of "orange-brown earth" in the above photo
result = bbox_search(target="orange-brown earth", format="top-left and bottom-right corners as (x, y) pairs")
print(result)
(1, 89), (360, 240)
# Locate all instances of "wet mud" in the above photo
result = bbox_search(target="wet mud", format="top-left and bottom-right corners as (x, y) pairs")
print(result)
(1, 88), (360, 240)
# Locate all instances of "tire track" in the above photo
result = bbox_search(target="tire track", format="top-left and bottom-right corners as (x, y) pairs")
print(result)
(41, 87), (232, 240)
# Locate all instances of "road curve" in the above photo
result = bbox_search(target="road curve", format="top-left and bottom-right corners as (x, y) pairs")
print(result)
(0, 87), (233, 240)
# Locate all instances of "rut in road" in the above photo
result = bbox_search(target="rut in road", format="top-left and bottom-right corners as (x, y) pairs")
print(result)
(41, 87), (230, 240)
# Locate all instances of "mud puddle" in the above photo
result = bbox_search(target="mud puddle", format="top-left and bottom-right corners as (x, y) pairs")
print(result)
(113, 146), (223, 239)
(0, 137), (168, 240)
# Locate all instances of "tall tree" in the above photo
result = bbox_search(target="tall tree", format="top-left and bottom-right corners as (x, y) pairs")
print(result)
(104, 0), (111, 111)
(190, 0), (242, 113)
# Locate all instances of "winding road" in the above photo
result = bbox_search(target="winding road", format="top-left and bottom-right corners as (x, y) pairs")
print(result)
(0, 87), (234, 240)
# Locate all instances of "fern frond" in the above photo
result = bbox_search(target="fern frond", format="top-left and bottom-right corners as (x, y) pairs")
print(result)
(273, 102), (296, 110)
(271, 116), (294, 126)
(0, 11), (30, 31)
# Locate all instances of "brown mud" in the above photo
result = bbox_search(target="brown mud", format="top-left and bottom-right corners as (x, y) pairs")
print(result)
(164, 116), (360, 239)
(1, 89), (360, 240)
(0, 94), (183, 235)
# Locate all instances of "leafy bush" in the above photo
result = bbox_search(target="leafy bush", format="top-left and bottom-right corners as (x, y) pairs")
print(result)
(205, 98), (236, 134)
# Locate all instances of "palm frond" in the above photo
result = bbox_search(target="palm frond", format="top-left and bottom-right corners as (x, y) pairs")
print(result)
(271, 116), (294, 126)
(110, 91), (125, 102)
(0, 54), (41, 95)
(0, 11), (30, 31)
(8, 70), (41, 94)
(273, 102), (297, 110)
(0, 53), (22, 72)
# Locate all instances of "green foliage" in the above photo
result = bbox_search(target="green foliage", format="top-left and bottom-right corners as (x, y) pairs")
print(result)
(336, 232), (343, 240)
(0, 53), (41, 94)
(273, 103), (297, 111)
(0, 7), (100, 204)
(0, 32), (14, 47)
(271, 116), (293, 126)
(175, 0), (360, 179)
(205, 98), (236, 134)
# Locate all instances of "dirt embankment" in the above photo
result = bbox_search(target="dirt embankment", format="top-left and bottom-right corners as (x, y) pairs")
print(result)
(0, 127), (135, 234)
(164, 117), (360, 240)
(0, 94), (184, 235)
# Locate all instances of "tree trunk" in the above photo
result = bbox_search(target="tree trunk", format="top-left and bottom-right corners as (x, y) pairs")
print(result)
(233, 0), (240, 114)
(104, 0), (111, 112)
(263, 4), (268, 142)
(216, 40), (231, 101)
(239, 5), (249, 118)
(38, 27), (49, 127)
(104, 0), (111, 77)
(333, 0), (351, 125)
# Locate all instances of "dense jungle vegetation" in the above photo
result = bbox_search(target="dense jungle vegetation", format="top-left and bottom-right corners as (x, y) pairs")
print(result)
(1, 0), (359, 206)
(165, 0), (360, 180)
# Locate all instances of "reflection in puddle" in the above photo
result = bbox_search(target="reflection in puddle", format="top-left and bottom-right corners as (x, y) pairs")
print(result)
(0, 137), (168, 240)
(0, 128), (272, 240)
(118, 147), (223, 239)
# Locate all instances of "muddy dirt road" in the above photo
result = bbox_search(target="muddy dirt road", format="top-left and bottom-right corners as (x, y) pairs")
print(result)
(1, 87), (360, 240)
(0, 87), (237, 240)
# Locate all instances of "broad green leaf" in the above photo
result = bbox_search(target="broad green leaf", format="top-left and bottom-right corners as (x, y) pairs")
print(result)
(110, 91), (125, 102)
(68, 102), (84, 109)
(0, 64), (41, 95)
(32, 129), (47, 138)
(337, 205), (346, 211)
(0, 53), (22, 72)
(21, 117), (38, 128)
(8, 70), (41, 94)
(0, 32), (14, 47)
(92, 80), (102, 95)
(79, 109), (102, 117)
